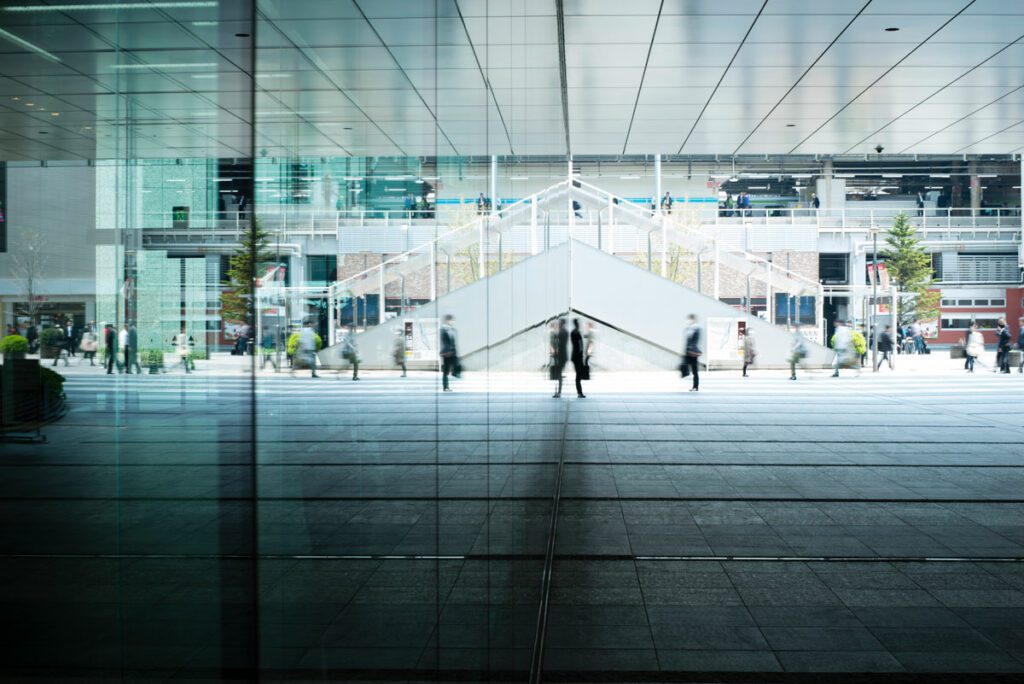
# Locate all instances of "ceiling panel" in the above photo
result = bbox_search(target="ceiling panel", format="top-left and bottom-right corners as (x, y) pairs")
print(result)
(0, 0), (1021, 159)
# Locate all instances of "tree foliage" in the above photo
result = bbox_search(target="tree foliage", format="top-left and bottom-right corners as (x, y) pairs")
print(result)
(879, 213), (939, 323)
(11, 229), (48, 324)
(221, 218), (274, 326)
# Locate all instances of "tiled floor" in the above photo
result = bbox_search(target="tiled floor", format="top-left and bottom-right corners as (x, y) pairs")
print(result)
(2, 361), (1024, 681)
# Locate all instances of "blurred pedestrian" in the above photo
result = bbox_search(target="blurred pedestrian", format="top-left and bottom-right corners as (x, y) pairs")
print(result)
(550, 318), (568, 398)
(965, 323), (983, 374)
(682, 314), (701, 391)
(875, 325), (895, 371)
(260, 326), (279, 371)
(1017, 317), (1024, 373)
(298, 321), (319, 378)
(570, 318), (587, 398)
(996, 318), (1011, 373)
(103, 322), (118, 374)
(742, 328), (756, 377)
(789, 327), (807, 380)
(832, 319), (852, 378)
(393, 327), (407, 377)
(440, 314), (459, 392)
(80, 324), (98, 366)
(341, 325), (359, 381)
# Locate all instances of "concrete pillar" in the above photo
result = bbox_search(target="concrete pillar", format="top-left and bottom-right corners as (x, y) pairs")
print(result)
(530, 199), (538, 255)
(490, 155), (498, 216)
(654, 153), (662, 213)
(607, 195), (615, 254)
(968, 160), (981, 212)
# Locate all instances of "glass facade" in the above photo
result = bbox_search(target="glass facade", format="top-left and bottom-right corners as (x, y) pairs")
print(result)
(2, 3), (1024, 682)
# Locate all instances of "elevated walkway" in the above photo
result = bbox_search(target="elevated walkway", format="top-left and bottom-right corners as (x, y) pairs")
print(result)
(319, 240), (832, 372)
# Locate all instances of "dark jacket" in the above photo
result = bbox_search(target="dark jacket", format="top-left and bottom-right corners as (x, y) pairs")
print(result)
(104, 326), (117, 351)
(878, 331), (894, 352)
(440, 324), (457, 358)
(555, 328), (568, 366)
(570, 329), (584, 365)
(997, 327), (1012, 351)
(684, 324), (701, 356)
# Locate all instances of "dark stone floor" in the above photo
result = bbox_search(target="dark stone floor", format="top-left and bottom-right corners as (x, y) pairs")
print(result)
(2, 370), (1023, 681)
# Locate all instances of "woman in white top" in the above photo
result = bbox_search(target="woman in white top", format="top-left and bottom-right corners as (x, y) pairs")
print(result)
(965, 323), (984, 373)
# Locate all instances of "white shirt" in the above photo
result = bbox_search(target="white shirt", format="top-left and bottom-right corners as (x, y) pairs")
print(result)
(834, 326), (852, 351)
(118, 329), (129, 348)
(299, 327), (316, 351)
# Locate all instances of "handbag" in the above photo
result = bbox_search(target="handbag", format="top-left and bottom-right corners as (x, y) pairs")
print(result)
(579, 363), (590, 381)
(679, 359), (690, 378)
(452, 359), (462, 378)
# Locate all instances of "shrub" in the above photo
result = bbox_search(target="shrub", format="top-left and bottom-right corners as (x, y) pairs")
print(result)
(39, 327), (64, 347)
(140, 349), (165, 368)
(187, 348), (209, 362)
(287, 332), (322, 356)
(0, 335), (30, 354)
(39, 366), (66, 400)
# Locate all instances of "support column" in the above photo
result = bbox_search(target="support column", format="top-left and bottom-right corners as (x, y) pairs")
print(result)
(654, 153), (662, 213)
(378, 265), (385, 325)
(478, 219), (486, 278)
(607, 195), (615, 254)
(567, 156), (575, 231)
(968, 159), (981, 212)
(530, 198), (538, 255)
(490, 154), (498, 216)
(766, 258), (773, 324)
(430, 242), (437, 302)
(713, 242), (720, 300)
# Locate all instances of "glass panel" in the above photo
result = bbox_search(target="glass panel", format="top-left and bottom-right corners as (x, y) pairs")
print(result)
(0, 3), (258, 679)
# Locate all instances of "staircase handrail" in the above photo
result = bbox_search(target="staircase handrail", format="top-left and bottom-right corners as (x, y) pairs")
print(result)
(573, 179), (820, 294)
(329, 180), (569, 299)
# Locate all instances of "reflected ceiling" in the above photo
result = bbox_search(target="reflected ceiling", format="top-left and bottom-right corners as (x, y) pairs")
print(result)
(1, 0), (1024, 160)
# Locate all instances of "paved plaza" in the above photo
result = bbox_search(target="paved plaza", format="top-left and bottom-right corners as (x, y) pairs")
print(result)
(2, 355), (1024, 680)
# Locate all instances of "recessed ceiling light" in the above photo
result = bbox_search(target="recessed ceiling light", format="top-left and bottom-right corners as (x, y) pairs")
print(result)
(113, 62), (217, 70)
(885, 27), (899, 32)
(4, 2), (218, 11)
(38, 131), (47, 134)
(786, 123), (795, 127)
(235, 33), (250, 38)
(50, 112), (59, 116)
(11, 96), (19, 101)
(343, 127), (353, 130)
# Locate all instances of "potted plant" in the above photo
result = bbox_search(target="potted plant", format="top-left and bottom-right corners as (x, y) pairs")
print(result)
(38, 366), (67, 419)
(0, 334), (29, 360)
(38, 327), (65, 359)
(141, 348), (164, 374)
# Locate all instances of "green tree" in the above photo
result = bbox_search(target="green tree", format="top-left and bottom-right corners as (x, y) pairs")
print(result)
(879, 212), (940, 323)
(221, 218), (274, 326)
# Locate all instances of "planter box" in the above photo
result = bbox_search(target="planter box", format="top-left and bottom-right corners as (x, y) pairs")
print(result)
(39, 345), (62, 360)
(1, 359), (43, 426)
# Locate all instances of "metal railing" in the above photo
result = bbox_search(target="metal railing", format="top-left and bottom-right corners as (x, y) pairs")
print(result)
(133, 204), (1023, 235)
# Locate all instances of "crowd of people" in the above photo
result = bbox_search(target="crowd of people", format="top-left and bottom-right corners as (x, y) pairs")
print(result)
(6, 311), (1023, 389)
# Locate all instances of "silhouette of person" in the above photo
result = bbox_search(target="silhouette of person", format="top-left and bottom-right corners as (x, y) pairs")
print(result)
(683, 314), (700, 391)
(551, 318), (568, 398)
(570, 318), (587, 398)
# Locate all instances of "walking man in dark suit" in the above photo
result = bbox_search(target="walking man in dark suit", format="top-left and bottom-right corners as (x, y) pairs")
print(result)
(440, 315), (458, 392)
(683, 314), (701, 392)
(570, 318), (587, 398)
(104, 323), (118, 374)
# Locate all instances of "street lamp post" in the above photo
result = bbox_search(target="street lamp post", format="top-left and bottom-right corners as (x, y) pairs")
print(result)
(871, 228), (879, 372)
